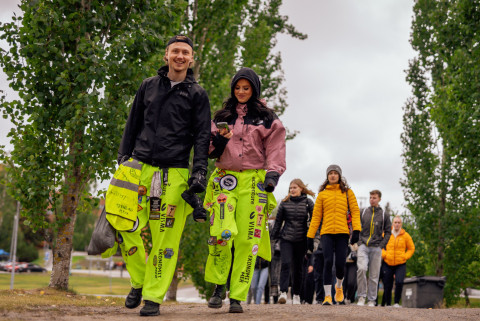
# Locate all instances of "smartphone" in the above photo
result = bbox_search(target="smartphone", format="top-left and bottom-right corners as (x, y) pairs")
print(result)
(216, 122), (230, 132)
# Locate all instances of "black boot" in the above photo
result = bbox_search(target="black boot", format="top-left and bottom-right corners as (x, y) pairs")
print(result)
(125, 287), (142, 309)
(229, 298), (243, 313)
(208, 284), (225, 308)
(140, 300), (160, 316)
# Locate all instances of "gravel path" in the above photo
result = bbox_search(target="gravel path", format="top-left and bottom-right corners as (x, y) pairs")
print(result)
(2, 303), (479, 321)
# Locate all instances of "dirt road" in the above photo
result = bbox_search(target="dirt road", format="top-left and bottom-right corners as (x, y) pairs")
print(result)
(2, 303), (479, 321)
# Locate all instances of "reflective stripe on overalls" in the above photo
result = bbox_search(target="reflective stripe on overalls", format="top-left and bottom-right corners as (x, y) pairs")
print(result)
(203, 168), (276, 301)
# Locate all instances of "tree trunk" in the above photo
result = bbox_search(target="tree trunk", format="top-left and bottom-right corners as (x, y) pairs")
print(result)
(464, 288), (470, 307)
(49, 190), (79, 289)
(165, 268), (178, 301)
(49, 144), (84, 289)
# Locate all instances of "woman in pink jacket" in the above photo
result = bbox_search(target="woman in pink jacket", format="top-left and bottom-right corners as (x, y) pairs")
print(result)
(204, 67), (286, 313)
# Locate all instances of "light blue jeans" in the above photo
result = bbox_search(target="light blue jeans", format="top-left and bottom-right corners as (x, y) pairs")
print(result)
(356, 244), (382, 301)
(250, 267), (269, 304)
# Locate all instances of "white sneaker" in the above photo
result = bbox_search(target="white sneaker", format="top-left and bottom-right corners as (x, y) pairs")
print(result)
(367, 301), (376, 307)
(278, 292), (287, 304)
(292, 295), (301, 305)
(357, 297), (365, 306)
(393, 303), (401, 308)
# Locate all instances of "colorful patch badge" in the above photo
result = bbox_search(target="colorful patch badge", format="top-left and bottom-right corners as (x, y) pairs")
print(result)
(257, 182), (265, 192)
(259, 199), (267, 204)
(254, 229), (261, 238)
(166, 204), (176, 218)
(137, 204), (143, 211)
(207, 236), (217, 246)
(220, 175), (237, 191)
(221, 229), (232, 241)
(217, 194), (227, 204)
(128, 246), (137, 256)
(138, 185), (147, 196)
(205, 202), (214, 209)
(150, 197), (161, 212)
(218, 170), (226, 177)
(164, 248), (174, 259)
(166, 218), (175, 228)
(256, 214), (263, 226)
(227, 203), (234, 212)
(213, 177), (221, 183)
(153, 255), (157, 266)
(252, 244), (259, 256)
(256, 205), (263, 213)
(138, 196), (143, 204)
(150, 213), (160, 220)
(258, 193), (267, 198)
(217, 239), (227, 246)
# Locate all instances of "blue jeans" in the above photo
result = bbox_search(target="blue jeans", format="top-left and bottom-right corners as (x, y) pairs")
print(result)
(250, 267), (269, 304)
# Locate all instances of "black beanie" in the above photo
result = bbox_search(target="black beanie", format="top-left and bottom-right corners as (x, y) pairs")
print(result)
(230, 67), (261, 100)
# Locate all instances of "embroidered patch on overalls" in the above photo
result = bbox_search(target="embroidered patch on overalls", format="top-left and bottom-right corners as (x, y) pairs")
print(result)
(220, 175), (237, 191)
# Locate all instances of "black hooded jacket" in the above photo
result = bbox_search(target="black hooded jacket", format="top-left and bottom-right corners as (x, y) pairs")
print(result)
(271, 194), (314, 243)
(118, 66), (211, 173)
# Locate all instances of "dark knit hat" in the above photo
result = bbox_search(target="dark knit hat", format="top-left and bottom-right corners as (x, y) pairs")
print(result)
(230, 67), (261, 100)
(326, 164), (342, 177)
(167, 35), (193, 50)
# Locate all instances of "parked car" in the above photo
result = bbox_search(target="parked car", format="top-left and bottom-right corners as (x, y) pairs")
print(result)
(24, 263), (47, 273)
(3, 262), (27, 273)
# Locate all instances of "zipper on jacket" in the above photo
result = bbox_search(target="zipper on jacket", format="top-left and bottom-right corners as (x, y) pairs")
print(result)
(366, 207), (375, 246)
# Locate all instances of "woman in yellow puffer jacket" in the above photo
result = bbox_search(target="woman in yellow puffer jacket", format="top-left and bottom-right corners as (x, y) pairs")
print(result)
(306, 164), (361, 305)
(381, 216), (415, 307)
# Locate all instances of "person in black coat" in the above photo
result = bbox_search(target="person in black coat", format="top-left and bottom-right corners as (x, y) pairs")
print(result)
(271, 178), (315, 304)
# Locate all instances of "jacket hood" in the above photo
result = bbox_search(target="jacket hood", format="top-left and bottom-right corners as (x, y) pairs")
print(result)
(230, 67), (261, 99)
(157, 65), (196, 84)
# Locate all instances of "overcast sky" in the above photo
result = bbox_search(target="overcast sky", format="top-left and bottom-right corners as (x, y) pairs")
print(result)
(0, 1), (415, 212)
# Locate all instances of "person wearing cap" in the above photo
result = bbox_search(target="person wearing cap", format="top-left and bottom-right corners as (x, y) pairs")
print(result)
(203, 67), (286, 313)
(355, 189), (392, 307)
(306, 165), (361, 305)
(107, 34), (211, 316)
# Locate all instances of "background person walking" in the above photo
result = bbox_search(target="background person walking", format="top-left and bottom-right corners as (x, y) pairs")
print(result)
(356, 190), (392, 307)
(382, 216), (415, 307)
(306, 165), (361, 305)
(271, 179), (315, 304)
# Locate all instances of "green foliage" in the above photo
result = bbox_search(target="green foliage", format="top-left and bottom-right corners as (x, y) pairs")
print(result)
(402, 0), (480, 306)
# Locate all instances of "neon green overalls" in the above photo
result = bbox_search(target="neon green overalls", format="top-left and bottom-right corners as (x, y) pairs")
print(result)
(203, 168), (276, 301)
(104, 158), (190, 304)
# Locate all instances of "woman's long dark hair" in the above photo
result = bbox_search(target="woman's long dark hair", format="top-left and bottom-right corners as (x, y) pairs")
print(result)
(213, 94), (275, 123)
(319, 176), (349, 193)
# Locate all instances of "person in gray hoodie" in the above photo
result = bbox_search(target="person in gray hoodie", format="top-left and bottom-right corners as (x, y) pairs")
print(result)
(355, 190), (391, 306)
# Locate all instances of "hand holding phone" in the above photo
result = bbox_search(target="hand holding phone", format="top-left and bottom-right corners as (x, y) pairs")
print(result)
(216, 122), (229, 132)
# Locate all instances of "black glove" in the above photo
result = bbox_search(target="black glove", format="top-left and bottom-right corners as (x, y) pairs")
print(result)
(117, 154), (130, 165)
(187, 169), (207, 193)
(307, 237), (314, 253)
(350, 230), (360, 244)
(181, 190), (207, 223)
(264, 171), (280, 193)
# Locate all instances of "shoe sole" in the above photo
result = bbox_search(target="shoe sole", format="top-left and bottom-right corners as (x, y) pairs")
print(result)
(125, 299), (142, 309)
(208, 302), (223, 309)
(229, 307), (243, 313)
(140, 311), (160, 316)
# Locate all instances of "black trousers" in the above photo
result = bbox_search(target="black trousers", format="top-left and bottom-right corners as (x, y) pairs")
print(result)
(280, 239), (306, 295)
(322, 234), (349, 285)
(383, 263), (406, 305)
(344, 262), (357, 302)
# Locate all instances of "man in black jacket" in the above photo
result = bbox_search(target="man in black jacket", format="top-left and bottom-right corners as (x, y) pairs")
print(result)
(112, 35), (211, 316)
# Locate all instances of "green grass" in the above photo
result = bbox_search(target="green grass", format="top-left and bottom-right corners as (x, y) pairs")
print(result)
(0, 272), (131, 295)
(1, 272), (193, 296)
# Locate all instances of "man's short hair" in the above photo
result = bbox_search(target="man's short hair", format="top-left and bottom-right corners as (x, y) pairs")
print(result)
(370, 189), (382, 198)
